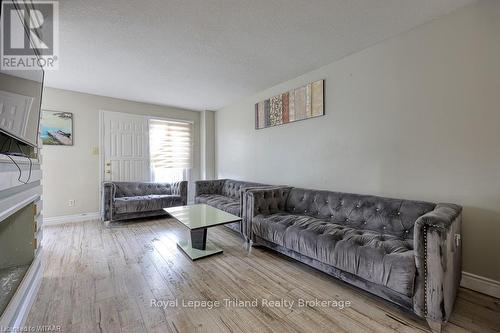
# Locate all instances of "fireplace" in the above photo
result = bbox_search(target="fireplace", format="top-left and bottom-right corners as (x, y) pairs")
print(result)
(0, 132), (43, 326)
(0, 203), (37, 315)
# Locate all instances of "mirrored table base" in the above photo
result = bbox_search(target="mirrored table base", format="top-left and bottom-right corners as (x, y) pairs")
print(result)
(177, 228), (223, 260)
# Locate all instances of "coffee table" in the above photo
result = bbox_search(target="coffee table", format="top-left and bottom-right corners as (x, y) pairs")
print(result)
(164, 204), (242, 260)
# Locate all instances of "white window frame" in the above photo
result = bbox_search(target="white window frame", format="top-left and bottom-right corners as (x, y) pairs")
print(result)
(148, 117), (194, 184)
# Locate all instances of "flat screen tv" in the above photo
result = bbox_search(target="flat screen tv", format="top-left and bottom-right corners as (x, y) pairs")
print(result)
(0, 0), (44, 148)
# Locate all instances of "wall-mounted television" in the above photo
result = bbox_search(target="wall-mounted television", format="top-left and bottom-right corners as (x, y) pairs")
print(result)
(0, 0), (44, 148)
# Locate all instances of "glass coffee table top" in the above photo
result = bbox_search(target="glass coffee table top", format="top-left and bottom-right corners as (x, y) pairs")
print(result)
(164, 204), (242, 260)
(164, 204), (241, 230)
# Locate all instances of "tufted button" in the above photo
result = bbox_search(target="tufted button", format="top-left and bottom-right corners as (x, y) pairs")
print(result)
(356, 204), (360, 208)
(376, 208), (380, 212)
(397, 212), (401, 216)
(304, 210), (307, 213)
(345, 218), (349, 222)
(325, 200), (329, 203)
(404, 230), (409, 234)
(382, 226), (387, 230)
(363, 221), (367, 225)
(330, 214), (333, 218)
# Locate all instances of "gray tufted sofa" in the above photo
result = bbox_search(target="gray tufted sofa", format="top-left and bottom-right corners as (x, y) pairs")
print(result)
(245, 187), (462, 332)
(194, 179), (271, 237)
(102, 181), (187, 222)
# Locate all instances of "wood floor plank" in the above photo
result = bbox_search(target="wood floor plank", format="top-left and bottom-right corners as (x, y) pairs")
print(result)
(25, 219), (500, 333)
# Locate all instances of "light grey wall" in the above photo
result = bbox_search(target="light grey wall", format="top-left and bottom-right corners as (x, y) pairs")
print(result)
(216, 0), (500, 281)
(41, 87), (201, 218)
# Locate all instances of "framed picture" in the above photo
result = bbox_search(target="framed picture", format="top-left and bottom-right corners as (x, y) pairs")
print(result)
(40, 110), (73, 146)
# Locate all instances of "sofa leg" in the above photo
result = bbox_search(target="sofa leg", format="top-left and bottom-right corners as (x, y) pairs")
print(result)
(427, 319), (442, 333)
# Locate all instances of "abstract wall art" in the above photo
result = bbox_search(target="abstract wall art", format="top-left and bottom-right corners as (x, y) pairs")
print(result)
(255, 79), (324, 129)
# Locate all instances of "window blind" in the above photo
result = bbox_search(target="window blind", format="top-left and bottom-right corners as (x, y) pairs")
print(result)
(149, 119), (193, 170)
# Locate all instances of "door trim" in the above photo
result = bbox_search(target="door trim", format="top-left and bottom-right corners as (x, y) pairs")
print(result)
(98, 109), (106, 217)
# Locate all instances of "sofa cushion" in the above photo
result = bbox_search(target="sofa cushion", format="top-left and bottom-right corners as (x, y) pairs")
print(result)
(253, 213), (416, 297)
(114, 195), (182, 214)
(195, 194), (214, 204)
(196, 194), (240, 217)
(285, 188), (435, 240)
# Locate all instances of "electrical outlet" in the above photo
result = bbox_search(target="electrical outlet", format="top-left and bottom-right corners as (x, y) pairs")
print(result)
(68, 199), (75, 207)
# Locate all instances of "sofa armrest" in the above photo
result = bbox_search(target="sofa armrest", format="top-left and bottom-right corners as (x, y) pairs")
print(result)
(413, 203), (462, 325)
(237, 185), (274, 240)
(102, 182), (116, 221)
(244, 187), (292, 241)
(171, 181), (188, 205)
(239, 185), (274, 213)
(194, 179), (226, 198)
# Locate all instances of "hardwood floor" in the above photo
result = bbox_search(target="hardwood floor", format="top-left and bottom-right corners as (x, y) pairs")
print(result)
(26, 219), (500, 333)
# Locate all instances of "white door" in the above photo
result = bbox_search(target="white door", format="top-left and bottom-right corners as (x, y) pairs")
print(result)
(102, 111), (150, 182)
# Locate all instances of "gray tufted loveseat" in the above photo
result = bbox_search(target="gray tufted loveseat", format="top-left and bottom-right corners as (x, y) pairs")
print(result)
(194, 179), (272, 237)
(102, 181), (187, 222)
(245, 187), (462, 333)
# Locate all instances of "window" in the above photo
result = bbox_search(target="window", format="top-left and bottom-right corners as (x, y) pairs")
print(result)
(149, 119), (193, 183)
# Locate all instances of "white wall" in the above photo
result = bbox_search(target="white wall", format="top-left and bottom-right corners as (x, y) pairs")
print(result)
(216, 0), (500, 281)
(41, 87), (201, 218)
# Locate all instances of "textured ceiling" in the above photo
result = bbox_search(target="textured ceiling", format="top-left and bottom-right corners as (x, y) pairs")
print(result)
(45, 0), (476, 111)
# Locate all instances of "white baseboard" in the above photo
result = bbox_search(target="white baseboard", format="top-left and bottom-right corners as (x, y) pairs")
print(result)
(461, 271), (500, 299)
(43, 212), (100, 226)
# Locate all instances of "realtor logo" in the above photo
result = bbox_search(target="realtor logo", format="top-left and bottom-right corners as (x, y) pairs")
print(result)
(1, 0), (59, 70)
